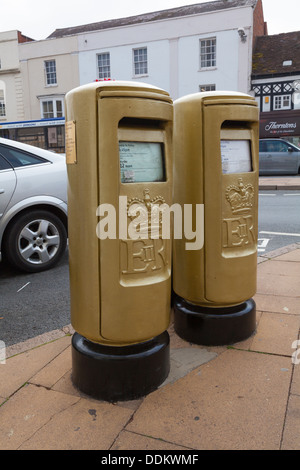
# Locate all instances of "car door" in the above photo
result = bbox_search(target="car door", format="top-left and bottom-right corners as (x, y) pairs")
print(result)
(259, 140), (271, 174)
(286, 142), (300, 174)
(265, 140), (298, 174)
(273, 140), (297, 174)
(0, 153), (17, 218)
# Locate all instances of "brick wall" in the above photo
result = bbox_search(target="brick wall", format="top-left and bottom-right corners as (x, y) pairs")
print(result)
(253, 0), (268, 47)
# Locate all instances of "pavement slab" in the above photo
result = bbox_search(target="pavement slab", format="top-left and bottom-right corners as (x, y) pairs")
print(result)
(291, 357), (300, 396)
(125, 349), (292, 450)
(0, 384), (80, 450)
(0, 335), (71, 398)
(249, 311), (300, 356)
(0, 236), (299, 450)
(18, 394), (134, 450)
(281, 394), (300, 450)
(254, 293), (300, 315)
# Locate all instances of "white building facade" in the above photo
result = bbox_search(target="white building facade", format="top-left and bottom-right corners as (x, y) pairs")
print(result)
(74, 0), (262, 99)
(0, 30), (32, 123)
(19, 35), (79, 121)
(0, 0), (267, 150)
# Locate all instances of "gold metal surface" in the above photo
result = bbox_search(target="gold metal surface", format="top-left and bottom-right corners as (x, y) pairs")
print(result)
(65, 81), (173, 345)
(173, 91), (259, 307)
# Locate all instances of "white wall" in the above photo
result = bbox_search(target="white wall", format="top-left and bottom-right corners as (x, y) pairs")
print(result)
(79, 39), (170, 91)
(0, 31), (20, 71)
(77, 5), (255, 100)
(177, 29), (241, 98)
(0, 31), (24, 122)
(0, 4), (255, 123)
(19, 36), (79, 120)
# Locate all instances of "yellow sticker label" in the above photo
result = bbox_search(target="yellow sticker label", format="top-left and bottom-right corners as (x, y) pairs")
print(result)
(65, 121), (77, 164)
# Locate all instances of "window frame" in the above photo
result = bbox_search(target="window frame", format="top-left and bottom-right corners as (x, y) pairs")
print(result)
(0, 152), (13, 170)
(200, 37), (216, 70)
(0, 100), (5, 117)
(97, 52), (111, 80)
(0, 144), (49, 168)
(0, 87), (6, 118)
(273, 94), (291, 110)
(44, 60), (57, 86)
(199, 84), (216, 92)
(40, 97), (64, 119)
(133, 47), (148, 77)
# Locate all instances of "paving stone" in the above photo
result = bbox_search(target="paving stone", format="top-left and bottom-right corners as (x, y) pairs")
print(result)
(291, 359), (300, 396)
(253, 293), (300, 315)
(30, 346), (72, 389)
(281, 394), (300, 450)
(256, 272), (300, 297)
(258, 260), (300, 277)
(126, 349), (292, 450)
(0, 384), (79, 450)
(0, 336), (71, 398)
(250, 312), (300, 356)
(18, 395), (134, 450)
(274, 249), (300, 263)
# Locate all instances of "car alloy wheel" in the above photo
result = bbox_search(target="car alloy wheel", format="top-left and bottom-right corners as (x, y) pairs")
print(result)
(18, 218), (60, 265)
(4, 209), (67, 273)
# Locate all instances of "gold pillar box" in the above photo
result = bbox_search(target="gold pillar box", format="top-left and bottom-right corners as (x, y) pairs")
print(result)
(173, 91), (259, 346)
(65, 81), (173, 401)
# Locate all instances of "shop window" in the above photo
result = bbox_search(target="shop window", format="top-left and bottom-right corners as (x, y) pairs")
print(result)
(274, 95), (291, 110)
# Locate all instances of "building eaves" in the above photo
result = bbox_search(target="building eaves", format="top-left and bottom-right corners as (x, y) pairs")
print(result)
(47, 0), (257, 39)
(252, 31), (300, 77)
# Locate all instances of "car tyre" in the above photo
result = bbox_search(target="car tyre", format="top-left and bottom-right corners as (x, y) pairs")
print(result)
(3, 209), (67, 273)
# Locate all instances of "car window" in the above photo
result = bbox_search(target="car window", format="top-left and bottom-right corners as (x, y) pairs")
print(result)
(0, 154), (13, 170)
(277, 141), (289, 152)
(259, 141), (267, 152)
(0, 145), (48, 168)
(264, 141), (283, 152)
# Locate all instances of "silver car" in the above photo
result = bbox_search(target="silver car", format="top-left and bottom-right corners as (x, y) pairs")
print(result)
(259, 139), (300, 175)
(0, 138), (67, 273)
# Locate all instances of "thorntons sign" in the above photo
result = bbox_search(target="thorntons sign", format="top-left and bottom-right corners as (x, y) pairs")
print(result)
(265, 121), (296, 131)
(260, 114), (300, 138)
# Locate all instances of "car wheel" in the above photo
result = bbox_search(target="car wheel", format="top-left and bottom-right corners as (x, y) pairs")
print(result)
(4, 210), (67, 273)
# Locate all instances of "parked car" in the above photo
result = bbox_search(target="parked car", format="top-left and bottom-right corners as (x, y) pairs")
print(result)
(259, 138), (300, 175)
(0, 138), (68, 273)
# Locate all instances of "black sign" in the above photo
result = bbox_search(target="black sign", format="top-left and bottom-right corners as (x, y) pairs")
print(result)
(260, 111), (300, 138)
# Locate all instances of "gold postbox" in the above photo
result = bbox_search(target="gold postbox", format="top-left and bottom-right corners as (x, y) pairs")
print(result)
(172, 91), (259, 346)
(65, 81), (173, 401)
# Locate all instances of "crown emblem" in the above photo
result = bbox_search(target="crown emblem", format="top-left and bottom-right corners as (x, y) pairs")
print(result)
(127, 189), (166, 237)
(226, 178), (254, 215)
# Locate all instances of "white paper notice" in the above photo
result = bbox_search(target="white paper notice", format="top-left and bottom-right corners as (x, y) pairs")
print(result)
(119, 142), (165, 183)
(221, 140), (252, 174)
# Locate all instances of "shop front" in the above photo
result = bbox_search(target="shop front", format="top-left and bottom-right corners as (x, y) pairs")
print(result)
(259, 110), (300, 147)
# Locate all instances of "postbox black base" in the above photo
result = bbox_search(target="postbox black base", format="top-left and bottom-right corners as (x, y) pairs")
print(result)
(173, 295), (256, 346)
(71, 331), (170, 402)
